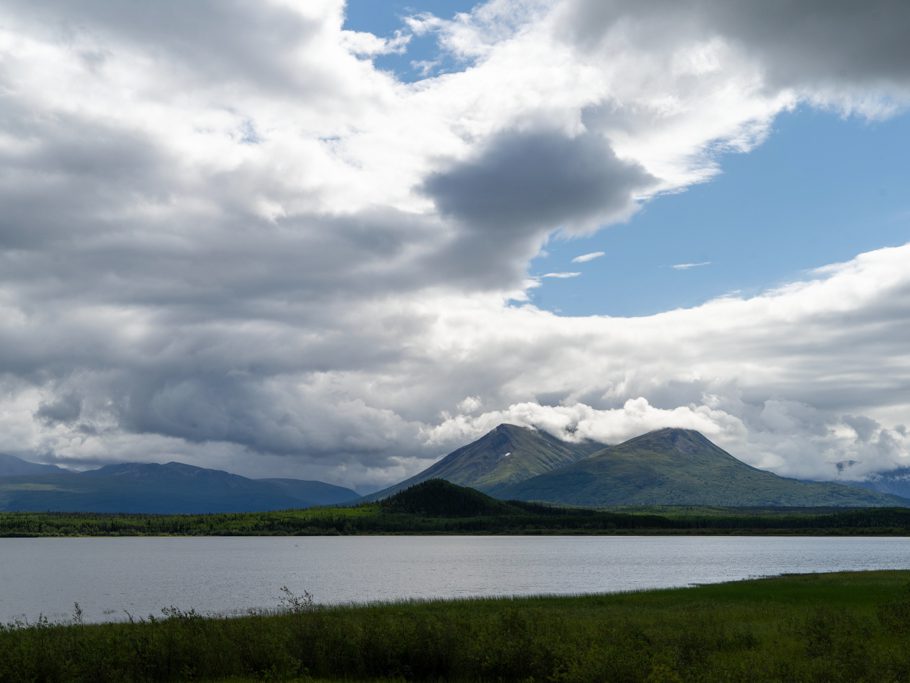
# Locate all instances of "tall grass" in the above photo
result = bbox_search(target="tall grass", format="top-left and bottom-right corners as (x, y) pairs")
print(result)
(2, 571), (910, 681)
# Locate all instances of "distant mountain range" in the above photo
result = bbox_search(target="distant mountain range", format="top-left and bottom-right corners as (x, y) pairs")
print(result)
(373, 425), (908, 508)
(0, 458), (359, 513)
(2, 424), (907, 513)
(856, 467), (910, 500)
(0, 453), (65, 478)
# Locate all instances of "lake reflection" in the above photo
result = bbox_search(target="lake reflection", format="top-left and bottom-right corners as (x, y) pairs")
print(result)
(1, 535), (909, 623)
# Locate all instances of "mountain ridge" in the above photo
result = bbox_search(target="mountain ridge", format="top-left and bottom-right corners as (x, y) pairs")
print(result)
(0, 453), (64, 478)
(364, 423), (601, 501)
(0, 455), (359, 513)
(493, 427), (905, 507)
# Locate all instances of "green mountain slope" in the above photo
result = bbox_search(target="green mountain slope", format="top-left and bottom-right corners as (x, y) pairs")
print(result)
(493, 428), (907, 507)
(365, 424), (600, 501)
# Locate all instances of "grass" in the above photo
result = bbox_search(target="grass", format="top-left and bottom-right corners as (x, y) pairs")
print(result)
(3, 571), (910, 681)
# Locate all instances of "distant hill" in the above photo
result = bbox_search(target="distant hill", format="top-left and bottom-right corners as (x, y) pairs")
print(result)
(0, 460), (359, 513)
(365, 424), (600, 501)
(380, 479), (518, 517)
(0, 453), (64, 477)
(493, 428), (907, 507)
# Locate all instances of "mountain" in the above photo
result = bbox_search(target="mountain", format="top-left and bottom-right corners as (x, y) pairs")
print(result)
(492, 428), (907, 507)
(365, 424), (601, 501)
(0, 453), (64, 477)
(855, 467), (910, 500)
(256, 478), (361, 507)
(0, 460), (359, 513)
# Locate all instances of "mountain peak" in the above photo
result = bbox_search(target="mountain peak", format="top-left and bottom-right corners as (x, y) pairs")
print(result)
(623, 427), (714, 454)
(473, 423), (537, 451)
(491, 423), (533, 438)
(495, 425), (906, 507)
(0, 453), (64, 477)
(493, 423), (530, 431)
(363, 422), (597, 501)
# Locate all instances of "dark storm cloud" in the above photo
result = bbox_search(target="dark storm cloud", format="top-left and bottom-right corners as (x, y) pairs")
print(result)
(422, 129), (654, 284)
(559, 0), (910, 90)
(425, 129), (653, 232)
(35, 394), (82, 425)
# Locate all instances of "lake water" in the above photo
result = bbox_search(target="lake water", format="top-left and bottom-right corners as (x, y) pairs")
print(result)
(1, 535), (909, 623)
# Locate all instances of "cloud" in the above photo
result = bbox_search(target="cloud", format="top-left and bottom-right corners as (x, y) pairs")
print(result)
(426, 397), (740, 449)
(35, 394), (83, 426)
(341, 30), (411, 56)
(672, 261), (712, 270)
(415, 243), (910, 480)
(571, 251), (605, 264)
(0, 0), (374, 98)
(424, 129), (654, 233)
(557, 1), (910, 100)
(541, 272), (581, 279)
(0, 1), (906, 489)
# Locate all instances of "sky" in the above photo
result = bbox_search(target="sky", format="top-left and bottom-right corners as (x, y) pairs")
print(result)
(0, 0), (908, 491)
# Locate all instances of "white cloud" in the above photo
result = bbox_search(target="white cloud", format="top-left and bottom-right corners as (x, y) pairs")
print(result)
(457, 396), (483, 414)
(672, 261), (712, 270)
(341, 29), (411, 56)
(541, 272), (582, 279)
(571, 251), (605, 263)
(0, 1), (907, 488)
(426, 398), (741, 449)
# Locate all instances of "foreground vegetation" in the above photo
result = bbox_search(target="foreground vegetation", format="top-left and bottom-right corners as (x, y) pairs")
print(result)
(3, 480), (910, 537)
(3, 571), (910, 681)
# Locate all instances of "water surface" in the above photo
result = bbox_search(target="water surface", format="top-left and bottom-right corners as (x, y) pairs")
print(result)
(1, 535), (908, 623)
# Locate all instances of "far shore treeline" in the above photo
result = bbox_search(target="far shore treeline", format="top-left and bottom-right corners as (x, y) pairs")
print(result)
(3, 480), (910, 537)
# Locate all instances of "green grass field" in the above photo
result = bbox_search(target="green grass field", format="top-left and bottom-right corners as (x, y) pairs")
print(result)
(2, 571), (910, 681)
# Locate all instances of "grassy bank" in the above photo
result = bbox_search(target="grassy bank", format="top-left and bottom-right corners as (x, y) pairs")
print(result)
(3, 571), (910, 681)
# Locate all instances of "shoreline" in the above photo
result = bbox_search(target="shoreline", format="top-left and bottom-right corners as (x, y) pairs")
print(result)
(2, 570), (909, 681)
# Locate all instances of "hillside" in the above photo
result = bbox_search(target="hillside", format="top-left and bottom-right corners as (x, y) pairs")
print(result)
(493, 428), (907, 507)
(366, 424), (600, 500)
(0, 454), (64, 477)
(0, 461), (359, 513)
(857, 467), (910, 500)
(380, 479), (517, 516)
(257, 478), (362, 507)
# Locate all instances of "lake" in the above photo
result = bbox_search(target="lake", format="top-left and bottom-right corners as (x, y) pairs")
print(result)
(2, 535), (909, 623)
